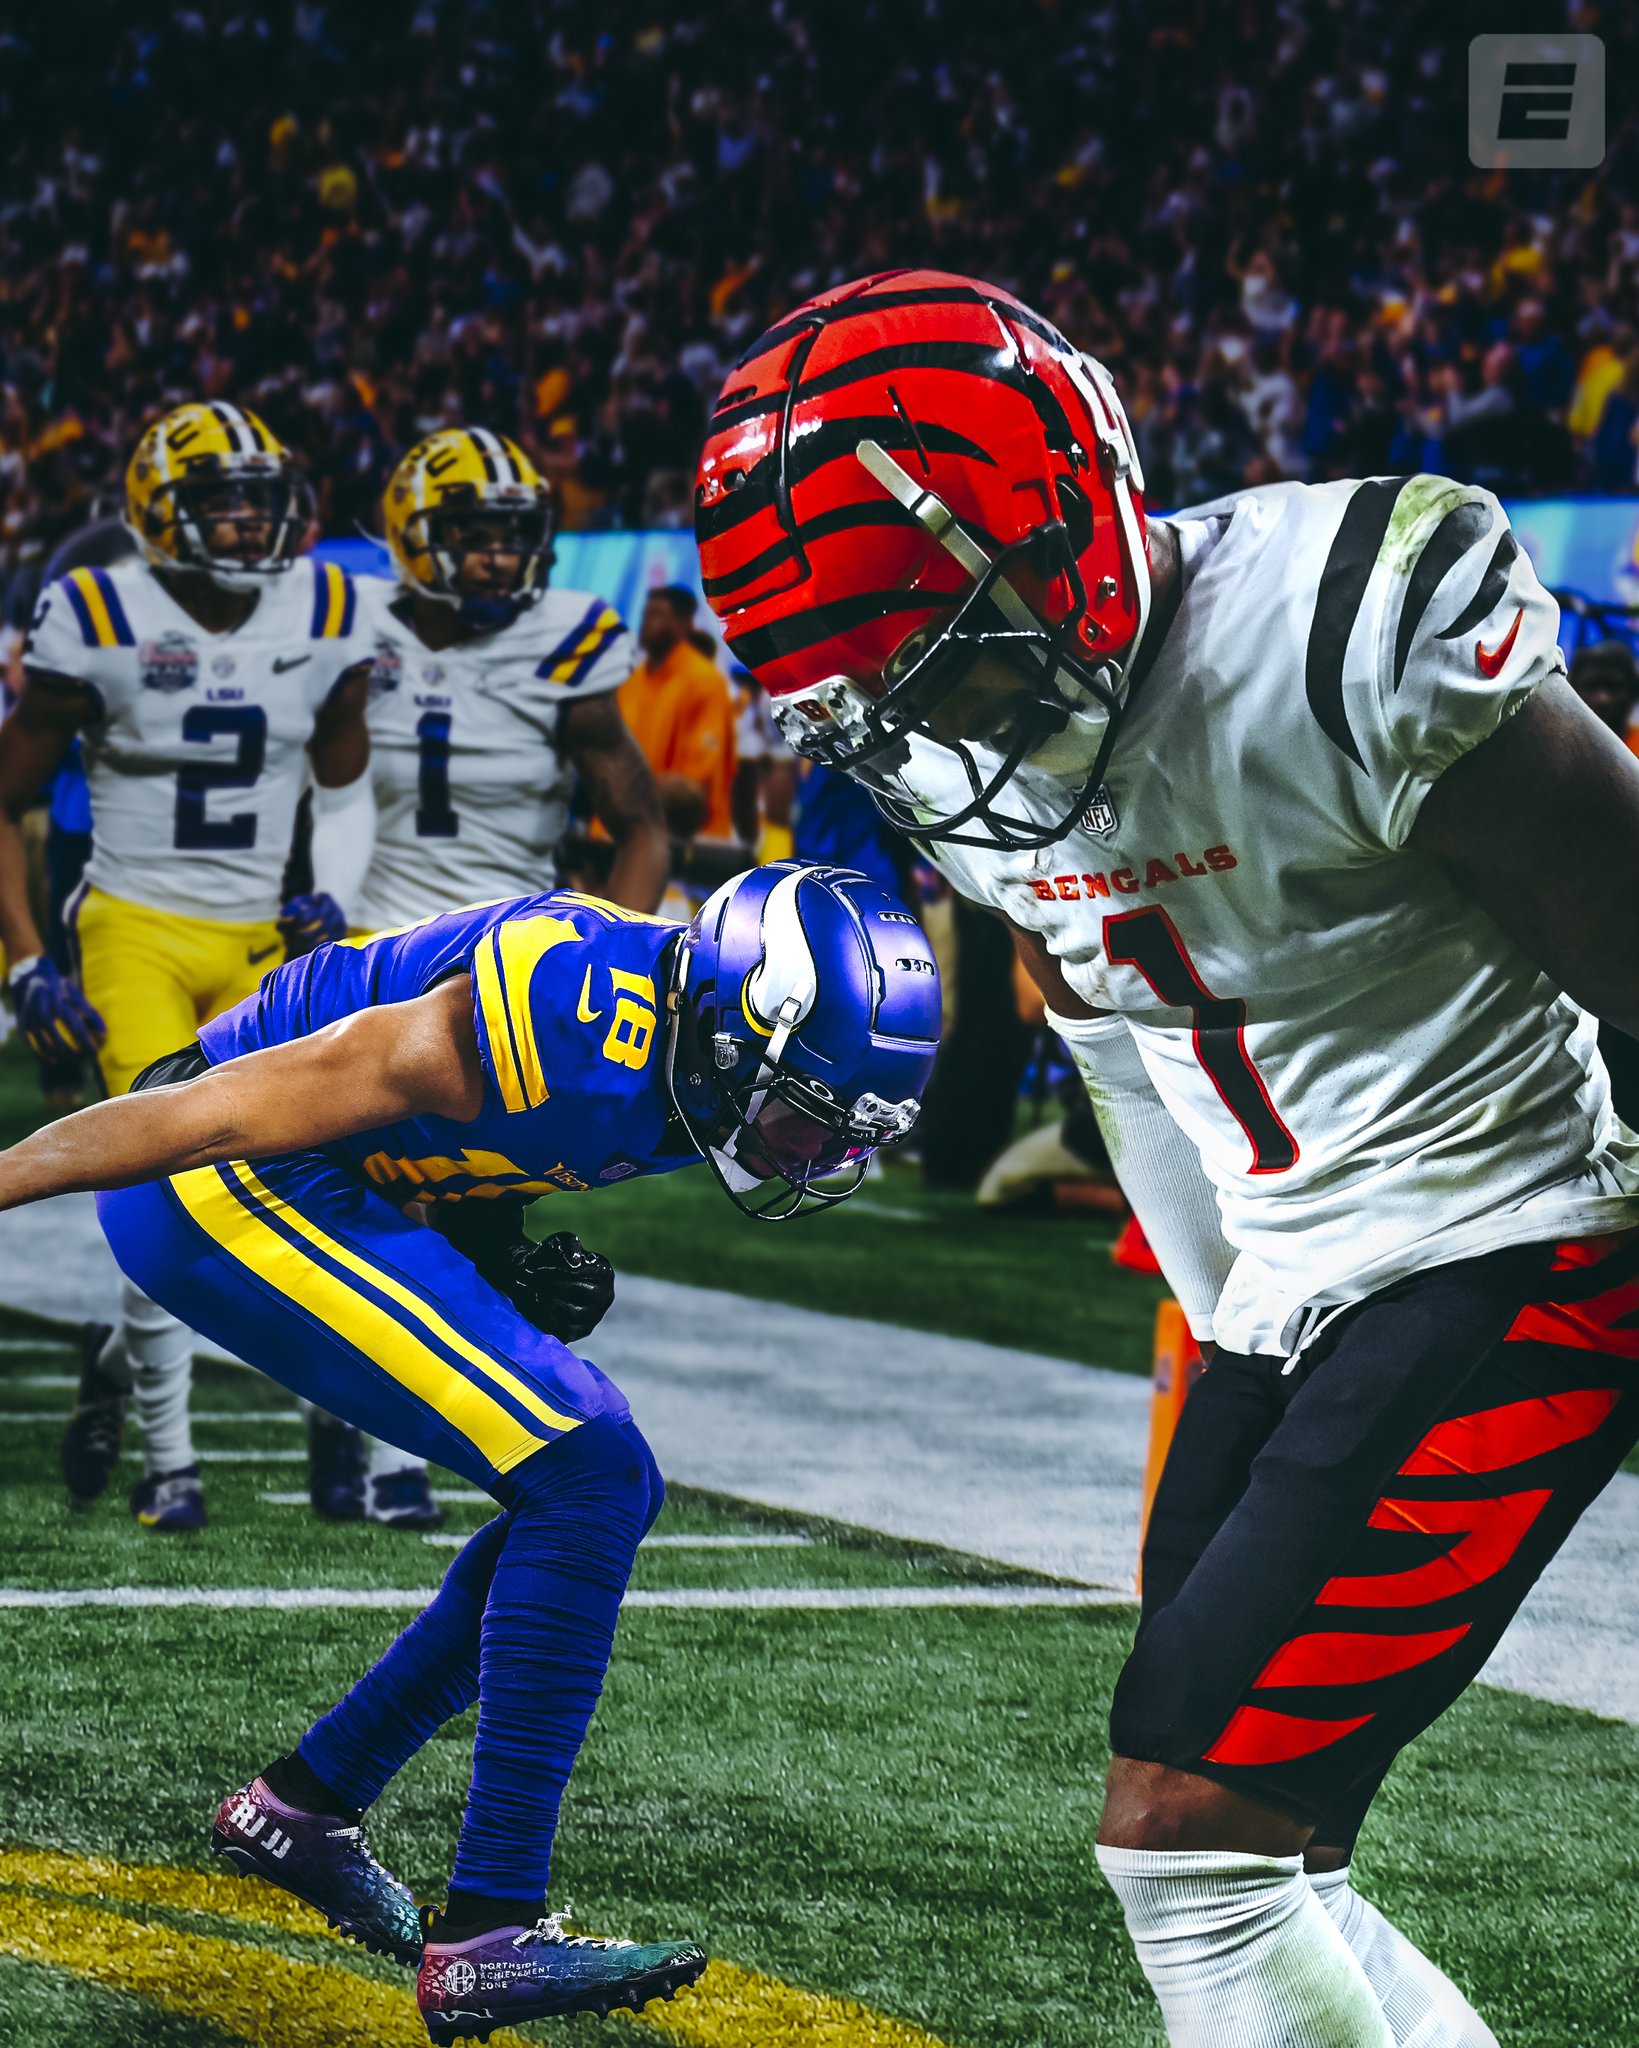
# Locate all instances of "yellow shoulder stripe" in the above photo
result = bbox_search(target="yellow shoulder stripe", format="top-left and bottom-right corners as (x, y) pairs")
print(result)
(476, 913), (584, 1113)
(551, 889), (676, 928)
(68, 567), (121, 648)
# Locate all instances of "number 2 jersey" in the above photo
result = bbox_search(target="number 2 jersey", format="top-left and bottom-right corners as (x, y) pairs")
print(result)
(926, 475), (1639, 1357)
(348, 580), (633, 933)
(24, 556), (366, 922)
(198, 892), (696, 1205)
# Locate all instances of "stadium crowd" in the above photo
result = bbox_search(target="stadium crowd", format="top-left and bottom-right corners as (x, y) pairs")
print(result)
(3, 0), (1639, 612)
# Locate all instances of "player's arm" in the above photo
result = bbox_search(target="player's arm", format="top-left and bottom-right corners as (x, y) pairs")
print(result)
(0, 667), (88, 965)
(561, 691), (670, 913)
(1410, 674), (1639, 1036)
(308, 665), (371, 789)
(1007, 917), (1231, 1346)
(0, 973), (484, 1212)
(0, 667), (108, 1060)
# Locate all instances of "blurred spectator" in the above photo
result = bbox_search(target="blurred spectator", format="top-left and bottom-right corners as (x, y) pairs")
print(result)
(618, 587), (735, 840)
(0, 0), (1636, 613)
(1568, 639), (1639, 756)
(729, 667), (795, 860)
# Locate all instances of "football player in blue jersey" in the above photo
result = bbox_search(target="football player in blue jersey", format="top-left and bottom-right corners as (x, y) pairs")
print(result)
(0, 862), (939, 2042)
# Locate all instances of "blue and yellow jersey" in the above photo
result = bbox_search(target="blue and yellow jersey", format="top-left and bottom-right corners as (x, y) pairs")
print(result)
(198, 892), (697, 1205)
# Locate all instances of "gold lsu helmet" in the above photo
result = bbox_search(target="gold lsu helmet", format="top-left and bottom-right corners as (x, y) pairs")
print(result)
(126, 402), (311, 588)
(383, 428), (553, 616)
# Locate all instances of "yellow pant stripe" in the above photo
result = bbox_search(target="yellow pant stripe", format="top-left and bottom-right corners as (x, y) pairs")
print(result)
(170, 1162), (576, 1472)
(69, 567), (119, 647)
(228, 1161), (583, 1438)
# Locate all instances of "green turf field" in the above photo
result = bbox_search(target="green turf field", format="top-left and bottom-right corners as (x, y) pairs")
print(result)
(1, 1319), (1637, 2047)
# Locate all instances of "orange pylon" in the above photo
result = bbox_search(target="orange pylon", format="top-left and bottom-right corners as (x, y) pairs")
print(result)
(1137, 1298), (1205, 1591)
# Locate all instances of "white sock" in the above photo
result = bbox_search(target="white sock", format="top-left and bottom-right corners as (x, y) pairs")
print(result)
(1097, 1845), (1394, 2047)
(366, 1437), (427, 1483)
(1310, 1867), (1497, 2047)
(117, 1277), (196, 1477)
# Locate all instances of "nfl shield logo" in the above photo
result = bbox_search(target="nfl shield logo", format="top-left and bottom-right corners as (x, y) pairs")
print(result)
(1081, 785), (1120, 836)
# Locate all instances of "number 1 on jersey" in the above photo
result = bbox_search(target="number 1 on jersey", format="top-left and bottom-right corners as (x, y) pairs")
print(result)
(416, 712), (459, 838)
(1103, 905), (1298, 1174)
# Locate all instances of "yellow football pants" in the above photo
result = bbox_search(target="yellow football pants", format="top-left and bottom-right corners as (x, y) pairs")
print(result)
(67, 886), (282, 1098)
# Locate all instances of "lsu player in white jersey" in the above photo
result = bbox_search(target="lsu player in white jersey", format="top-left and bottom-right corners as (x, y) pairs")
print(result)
(302, 428), (669, 1519)
(699, 272), (1639, 2048)
(312, 428), (668, 929)
(0, 402), (373, 1534)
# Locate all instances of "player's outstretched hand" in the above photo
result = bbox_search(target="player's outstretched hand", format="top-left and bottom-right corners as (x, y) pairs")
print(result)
(7, 956), (107, 1064)
(503, 1232), (617, 1344)
(278, 892), (347, 957)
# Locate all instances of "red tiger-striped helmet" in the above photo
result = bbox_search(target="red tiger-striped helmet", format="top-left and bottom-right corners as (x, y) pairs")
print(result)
(694, 269), (1151, 849)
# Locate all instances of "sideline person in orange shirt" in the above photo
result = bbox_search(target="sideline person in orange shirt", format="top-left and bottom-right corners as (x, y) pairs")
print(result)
(618, 586), (736, 839)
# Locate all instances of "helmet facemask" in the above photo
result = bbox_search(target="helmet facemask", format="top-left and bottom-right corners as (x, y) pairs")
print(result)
(401, 490), (553, 631)
(664, 870), (924, 1221)
(767, 438), (1151, 852)
(141, 458), (311, 590)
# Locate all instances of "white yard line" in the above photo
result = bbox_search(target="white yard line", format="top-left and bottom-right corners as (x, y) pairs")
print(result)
(0, 1584), (1133, 1613)
(418, 1531), (816, 1550)
(4, 1410), (298, 1425)
(259, 1488), (496, 1507)
(122, 1449), (307, 1464)
(8, 1194), (1637, 1724)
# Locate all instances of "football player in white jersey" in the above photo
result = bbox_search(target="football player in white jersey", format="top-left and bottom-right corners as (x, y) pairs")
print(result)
(311, 428), (668, 929)
(300, 428), (668, 1520)
(698, 272), (1639, 2048)
(0, 401), (372, 1535)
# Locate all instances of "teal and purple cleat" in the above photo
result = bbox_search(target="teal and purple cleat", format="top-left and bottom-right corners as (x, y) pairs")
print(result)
(210, 1777), (423, 1964)
(417, 1911), (707, 2044)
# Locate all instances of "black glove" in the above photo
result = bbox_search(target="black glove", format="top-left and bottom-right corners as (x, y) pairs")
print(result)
(497, 1231), (616, 1344)
(437, 1206), (614, 1344)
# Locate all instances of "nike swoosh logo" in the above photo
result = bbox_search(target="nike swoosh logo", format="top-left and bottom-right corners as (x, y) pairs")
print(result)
(577, 966), (602, 1023)
(1475, 606), (1524, 679)
(247, 944), (281, 966)
(272, 654), (312, 674)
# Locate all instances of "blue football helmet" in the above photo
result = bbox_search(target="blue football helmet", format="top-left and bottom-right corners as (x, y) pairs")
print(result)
(666, 862), (941, 1219)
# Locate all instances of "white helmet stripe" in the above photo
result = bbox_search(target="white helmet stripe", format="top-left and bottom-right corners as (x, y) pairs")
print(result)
(210, 402), (256, 457)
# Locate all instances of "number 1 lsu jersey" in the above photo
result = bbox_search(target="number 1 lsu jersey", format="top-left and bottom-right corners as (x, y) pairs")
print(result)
(25, 557), (366, 922)
(198, 892), (694, 1204)
(349, 581), (633, 932)
(927, 475), (1639, 1356)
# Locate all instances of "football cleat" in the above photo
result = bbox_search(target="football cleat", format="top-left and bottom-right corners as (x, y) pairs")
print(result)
(211, 1777), (423, 1964)
(417, 1912), (706, 2043)
(306, 1409), (366, 1521)
(131, 1463), (206, 1532)
(60, 1321), (123, 1505)
(367, 1465), (444, 1532)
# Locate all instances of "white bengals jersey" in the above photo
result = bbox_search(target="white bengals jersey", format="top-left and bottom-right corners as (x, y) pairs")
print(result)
(928, 475), (1639, 1356)
(349, 580), (633, 932)
(24, 556), (366, 922)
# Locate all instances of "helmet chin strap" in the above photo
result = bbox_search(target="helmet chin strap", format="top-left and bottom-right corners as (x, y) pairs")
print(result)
(856, 374), (1153, 696)
(855, 441), (1043, 639)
